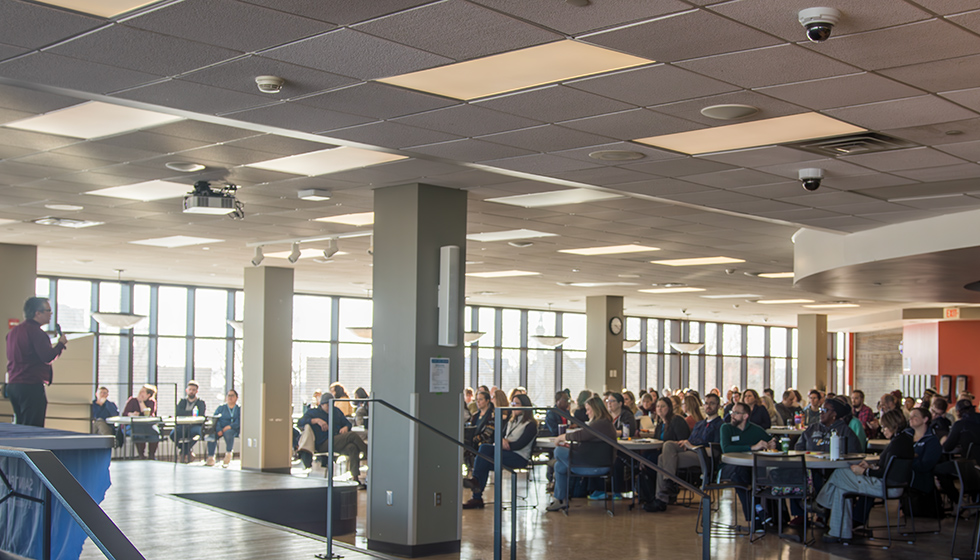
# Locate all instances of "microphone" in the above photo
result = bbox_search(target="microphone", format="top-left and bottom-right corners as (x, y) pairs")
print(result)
(55, 323), (63, 337)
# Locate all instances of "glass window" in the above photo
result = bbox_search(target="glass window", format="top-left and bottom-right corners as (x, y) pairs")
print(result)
(157, 286), (188, 336)
(501, 349), (520, 392)
(293, 342), (331, 414)
(625, 352), (641, 396)
(195, 288), (229, 338)
(723, 357), (741, 393)
(770, 327), (787, 358)
(194, 339), (226, 403)
(687, 321), (701, 343)
(527, 349), (555, 407)
(57, 278), (92, 333)
(133, 336), (151, 387)
(294, 295), (332, 341)
(464, 306), (473, 332)
(747, 357), (765, 392)
(647, 319), (660, 352)
(133, 285), (151, 336)
(338, 342), (371, 396)
(747, 326), (765, 357)
(235, 291), (244, 322)
(501, 309), (521, 348)
(663, 353), (674, 392)
(561, 313), (586, 351)
(477, 308), (496, 347)
(705, 323), (718, 355)
(705, 356), (718, 395)
(528, 310), (557, 349)
(723, 324), (741, 356)
(338, 298), (372, 343)
(626, 317), (642, 348)
(562, 350), (586, 394)
(156, 337), (186, 416)
(97, 281), (124, 335)
(97, 334), (125, 390)
(36, 278), (50, 298)
(477, 348), (494, 390)
(646, 354), (661, 391)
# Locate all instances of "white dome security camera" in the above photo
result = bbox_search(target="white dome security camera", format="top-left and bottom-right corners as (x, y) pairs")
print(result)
(255, 75), (285, 94)
(798, 7), (841, 43)
(799, 168), (824, 191)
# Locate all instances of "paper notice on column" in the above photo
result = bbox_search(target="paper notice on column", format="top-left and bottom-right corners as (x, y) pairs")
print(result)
(429, 358), (450, 393)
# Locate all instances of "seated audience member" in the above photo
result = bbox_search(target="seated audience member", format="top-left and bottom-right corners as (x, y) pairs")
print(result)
(650, 395), (691, 443)
(838, 396), (867, 453)
(463, 394), (538, 509)
(775, 390), (802, 426)
(477, 385), (490, 394)
(545, 391), (570, 436)
(547, 395), (617, 512)
(329, 382), (353, 416)
(305, 390), (322, 413)
(122, 384), (160, 460)
(719, 402), (775, 525)
(605, 392), (638, 437)
(493, 390), (510, 421)
(929, 397), (952, 440)
(353, 387), (370, 427)
(723, 389), (741, 416)
(725, 389), (771, 430)
(172, 380), (206, 463)
(91, 386), (119, 436)
(207, 389), (240, 467)
(682, 394), (704, 431)
(645, 393), (723, 512)
(942, 399), (980, 455)
(907, 407), (942, 506)
(573, 390), (592, 424)
(622, 390), (638, 415)
(636, 392), (656, 421)
(850, 390), (875, 433)
(464, 387), (478, 416)
(904, 396), (917, 414)
(761, 395), (781, 427)
(815, 410), (912, 543)
(794, 397), (861, 454)
(297, 394), (368, 487)
(803, 389), (823, 426)
(469, 391), (496, 447)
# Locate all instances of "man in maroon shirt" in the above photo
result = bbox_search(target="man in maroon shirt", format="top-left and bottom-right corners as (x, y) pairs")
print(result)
(5, 297), (67, 427)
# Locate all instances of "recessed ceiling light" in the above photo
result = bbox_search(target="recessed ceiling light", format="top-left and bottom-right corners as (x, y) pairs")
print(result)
(617, 274), (640, 278)
(466, 270), (541, 278)
(560, 244), (660, 256)
(34, 0), (159, 17)
(639, 287), (706, 294)
(266, 248), (348, 260)
(634, 113), (864, 155)
(378, 40), (652, 100)
(246, 146), (406, 176)
(298, 189), (332, 201)
(85, 180), (190, 202)
(314, 212), (375, 226)
(166, 162), (207, 173)
(129, 236), (223, 248)
(33, 216), (103, 228)
(700, 104), (759, 120)
(5, 101), (182, 139)
(588, 150), (646, 161)
(44, 204), (83, 211)
(756, 299), (815, 305)
(651, 256), (745, 266)
(758, 272), (795, 279)
(802, 303), (860, 309)
(467, 229), (557, 242)
(486, 188), (623, 208)
(558, 282), (638, 287)
(700, 294), (763, 299)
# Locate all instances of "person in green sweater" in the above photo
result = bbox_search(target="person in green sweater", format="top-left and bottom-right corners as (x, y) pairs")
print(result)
(719, 402), (776, 524)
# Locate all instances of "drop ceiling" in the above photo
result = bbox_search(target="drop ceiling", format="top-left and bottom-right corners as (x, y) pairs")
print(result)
(2, 0), (980, 327)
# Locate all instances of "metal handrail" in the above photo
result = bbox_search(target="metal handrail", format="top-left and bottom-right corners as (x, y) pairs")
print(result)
(0, 446), (144, 560)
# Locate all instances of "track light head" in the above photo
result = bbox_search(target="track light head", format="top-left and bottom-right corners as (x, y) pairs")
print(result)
(323, 238), (339, 259)
(251, 246), (264, 267)
(287, 242), (301, 264)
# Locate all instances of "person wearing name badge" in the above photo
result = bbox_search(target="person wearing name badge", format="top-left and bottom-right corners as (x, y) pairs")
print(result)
(172, 380), (206, 463)
(719, 402), (776, 526)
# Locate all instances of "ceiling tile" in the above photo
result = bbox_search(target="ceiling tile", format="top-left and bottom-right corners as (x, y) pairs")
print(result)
(148, 121), (259, 144)
(325, 121), (462, 149)
(0, 52), (160, 94)
(890, 163), (980, 182)
(115, 80), (275, 115)
(755, 158), (880, 180)
(296, 82), (457, 120)
(354, 0), (560, 60)
(261, 28), (453, 81)
(649, 91), (806, 127)
(179, 55), (358, 99)
(825, 95), (977, 130)
(711, 199), (802, 214)
(879, 54), (980, 93)
(622, 157), (735, 178)
(782, 190), (880, 208)
(0, 0), (103, 49)
(756, 73), (924, 111)
(479, 125), (615, 153)
(52, 141), (157, 163)
(567, 64), (739, 107)
(12, 151), (114, 171)
(839, 147), (967, 172)
(549, 166), (655, 186)
(240, 0), (434, 25)
(481, 154), (600, 174)
(678, 44), (859, 89)
(476, 85), (634, 122)
(408, 138), (535, 162)
(906, 1), (978, 15)
(613, 177), (713, 197)
(660, 189), (761, 206)
(680, 168), (785, 189)
(582, 10), (781, 63)
(696, 146), (824, 168)
(223, 135), (332, 157)
(733, 180), (820, 199)
(754, 207), (843, 221)
(392, 104), (541, 137)
(470, 0), (691, 35)
(794, 215), (882, 232)
(0, 128), (80, 152)
(884, 118), (980, 146)
(551, 142), (684, 166)
(225, 101), (373, 134)
(801, 19), (980, 71)
(940, 87), (980, 114)
(822, 173), (914, 191)
(559, 108), (702, 140)
(0, 83), (80, 115)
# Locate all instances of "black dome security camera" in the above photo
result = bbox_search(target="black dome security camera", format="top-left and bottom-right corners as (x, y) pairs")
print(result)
(799, 7), (841, 43)
(799, 168), (824, 191)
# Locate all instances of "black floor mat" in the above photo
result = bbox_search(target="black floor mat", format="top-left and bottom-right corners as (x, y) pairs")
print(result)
(173, 488), (349, 536)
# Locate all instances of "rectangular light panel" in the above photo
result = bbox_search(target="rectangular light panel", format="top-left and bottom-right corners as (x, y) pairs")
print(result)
(467, 229), (557, 242)
(247, 146), (406, 176)
(378, 40), (653, 101)
(651, 256), (745, 266)
(700, 293), (763, 299)
(803, 303), (859, 309)
(757, 299), (815, 305)
(35, 0), (159, 17)
(758, 272), (794, 279)
(85, 180), (190, 202)
(5, 101), (182, 139)
(561, 282), (638, 287)
(639, 287), (705, 294)
(130, 236), (223, 248)
(315, 212), (375, 226)
(466, 270), (540, 278)
(634, 113), (865, 155)
(486, 188), (623, 208)
(560, 244), (659, 256)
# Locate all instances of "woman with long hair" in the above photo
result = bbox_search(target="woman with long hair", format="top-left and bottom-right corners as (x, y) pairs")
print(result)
(463, 394), (538, 509)
(682, 394), (704, 431)
(548, 394), (617, 512)
(622, 390), (638, 415)
(653, 395), (691, 442)
(573, 390), (592, 424)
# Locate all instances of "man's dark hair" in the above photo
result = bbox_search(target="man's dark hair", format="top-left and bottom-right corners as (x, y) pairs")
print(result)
(932, 396), (949, 411)
(704, 393), (720, 405)
(852, 389), (865, 398)
(809, 389), (822, 398)
(24, 297), (49, 319)
(956, 399), (976, 417)
(782, 390), (795, 400)
(732, 402), (751, 416)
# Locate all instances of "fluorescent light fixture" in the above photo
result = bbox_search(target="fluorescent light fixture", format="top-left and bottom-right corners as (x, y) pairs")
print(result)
(0, 218), (18, 226)
(623, 339), (640, 349)
(639, 287), (706, 294)
(758, 272), (795, 279)
(5, 101), (181, 139)
(467, 229), (557, 242)
(651, 256), (745, 267)
(558, 282), (639, 288)
(266, 248), (348, 260)
(34, 0), (159, 17)
(803, 303), (860, 309)
(634, 113), (864, 155)
(700, 294), (763, 299)
(486, 188), (623, 208)
(466, 270), (540, 278)
(532, 335), (569, 347)
(33, 216), (103, 228)
(246, 146), (406, 176)
(129, 235), (223, 248)
(378, 40), (653, 100)
(560, 244), (660, 256)
(315, 212), (375, 226)
(670, 341), (705, 353)
(44, 204), (83, 211)
(298, 189), (332, 201)
(756, 299), (815, 305)
(85, 180), (189, 202)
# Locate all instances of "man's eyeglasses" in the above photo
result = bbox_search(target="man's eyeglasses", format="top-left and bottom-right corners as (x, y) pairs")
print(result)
(818, 407), (829, 413)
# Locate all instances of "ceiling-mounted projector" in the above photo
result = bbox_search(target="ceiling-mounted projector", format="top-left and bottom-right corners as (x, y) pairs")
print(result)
(183, 180), (244, 218)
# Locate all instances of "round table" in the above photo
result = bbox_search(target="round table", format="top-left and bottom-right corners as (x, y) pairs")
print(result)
(866, 439), (889, 451)
(721, 450), (877, 468)
(535, 436), (664, 451)
(767, 427), (806, 436)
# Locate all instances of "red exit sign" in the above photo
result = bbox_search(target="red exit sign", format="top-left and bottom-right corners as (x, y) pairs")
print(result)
(944, 308), (961, 320)
(8, 318), (19, 329)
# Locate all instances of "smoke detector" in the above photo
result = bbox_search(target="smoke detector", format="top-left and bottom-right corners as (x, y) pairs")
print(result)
(255, 76), (285, 94)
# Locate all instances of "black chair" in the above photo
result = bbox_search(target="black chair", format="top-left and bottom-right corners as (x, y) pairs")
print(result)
(564, 440), (616, 516)
(750, 453), (811, 545)
(842, 456), (915, 549)
(950, 459), (980, 557)
(694, 443), (749, 537)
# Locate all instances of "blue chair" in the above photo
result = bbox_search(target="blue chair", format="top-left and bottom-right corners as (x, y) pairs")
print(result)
(564, 440), (616, 516)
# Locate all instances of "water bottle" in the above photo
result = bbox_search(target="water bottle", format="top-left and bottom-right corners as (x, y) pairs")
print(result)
(192, 407), (198, 418)
(780, 436), (790, 453)
(794, 412), (802, 429)
(829, 430), (840, 460)
(622, 425), (629, 440)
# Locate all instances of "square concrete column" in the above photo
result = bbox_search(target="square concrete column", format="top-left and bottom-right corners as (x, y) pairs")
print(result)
(241, 266), (294, 473)
(798, 313), (829, 392)
(586, 295), (624, 393)
(0, 244), (37, 420)
(369, 183), (466, 557)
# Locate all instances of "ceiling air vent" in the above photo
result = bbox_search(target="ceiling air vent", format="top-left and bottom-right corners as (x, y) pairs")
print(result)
(786, 132), (918, 157)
